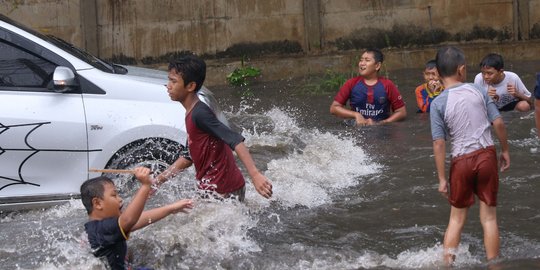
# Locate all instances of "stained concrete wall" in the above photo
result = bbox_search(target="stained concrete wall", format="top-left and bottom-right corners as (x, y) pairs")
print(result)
(2, 0), (540, 85)
(3, 0), (539, 59)
(321, 0), (514, 40)
(94, 0), (305, 59)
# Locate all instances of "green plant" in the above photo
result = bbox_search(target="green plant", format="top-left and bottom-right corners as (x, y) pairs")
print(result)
(302, 69), (348, 95)
(226, 59), (261, 87)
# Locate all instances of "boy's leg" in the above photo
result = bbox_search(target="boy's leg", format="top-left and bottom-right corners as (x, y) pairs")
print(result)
(514, 100), (531, 112)
(475, 146), (500, 260)
(479, 201), (500, 261)
(444, 206), (468, 264)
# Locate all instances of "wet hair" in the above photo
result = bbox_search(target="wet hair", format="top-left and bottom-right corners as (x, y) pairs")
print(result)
(479, 53), (504, 71)
(168, 54), (206, 92)
(435, 46), (466, 78)
(80, 176), (114, 214)
(364, 48), (384, 63)
(425, 59), (437, 70)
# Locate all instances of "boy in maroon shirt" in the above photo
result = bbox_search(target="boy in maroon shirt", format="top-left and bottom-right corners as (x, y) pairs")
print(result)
(154, 55), (272, 201)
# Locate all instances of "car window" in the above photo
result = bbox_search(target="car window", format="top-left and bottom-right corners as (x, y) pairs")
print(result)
(0, 40), (57, 90)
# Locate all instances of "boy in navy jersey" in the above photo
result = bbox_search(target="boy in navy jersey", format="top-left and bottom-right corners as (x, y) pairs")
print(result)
(330, 48), (406, 126)
(81, 167), (193, 269)
(154, 55), (272, 201)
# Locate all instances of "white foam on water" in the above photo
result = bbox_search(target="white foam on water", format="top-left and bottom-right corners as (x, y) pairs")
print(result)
(264, 130), (381, 208)
(265, 243), (481, 270)
(233, 107), (382, 208)
(0, 106), (381, 269)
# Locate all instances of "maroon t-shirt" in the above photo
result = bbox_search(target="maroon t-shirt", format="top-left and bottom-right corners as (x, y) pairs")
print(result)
(184, 101), (245, 194)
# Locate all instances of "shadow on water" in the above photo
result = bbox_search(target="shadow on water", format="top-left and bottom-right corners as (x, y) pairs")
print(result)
(1, 61), (539, 269)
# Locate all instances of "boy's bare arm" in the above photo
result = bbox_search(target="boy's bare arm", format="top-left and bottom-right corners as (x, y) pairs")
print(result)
(154, 157), (193, 186)
(131, 199), (194, 231)
(433, 139), (447, 196)
(492, 117), (510, 172)
(234, 142), (273, 198)
(330, 101), (368, 125)
(119, 167), (153, 234)
(382, 106), (407, 123)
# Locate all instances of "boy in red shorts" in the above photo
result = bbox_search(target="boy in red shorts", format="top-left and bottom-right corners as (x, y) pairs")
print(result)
(429, 46), (510, 265)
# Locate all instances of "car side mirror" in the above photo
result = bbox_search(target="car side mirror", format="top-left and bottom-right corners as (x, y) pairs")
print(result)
(53, 66), (79, 93)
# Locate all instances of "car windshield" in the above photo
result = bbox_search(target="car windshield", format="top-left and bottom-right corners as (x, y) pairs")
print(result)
(1, 14), (120, 73)
(46, 35), (116, 73)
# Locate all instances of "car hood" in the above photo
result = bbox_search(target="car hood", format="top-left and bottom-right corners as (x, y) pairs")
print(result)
(121, 65), (168, 84)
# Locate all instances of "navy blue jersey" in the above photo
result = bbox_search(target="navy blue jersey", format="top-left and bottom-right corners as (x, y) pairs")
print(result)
(85, 217), (128, 270)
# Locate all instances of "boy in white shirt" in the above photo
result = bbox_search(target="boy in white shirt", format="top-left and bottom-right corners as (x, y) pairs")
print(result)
(474, 53), (532, 112)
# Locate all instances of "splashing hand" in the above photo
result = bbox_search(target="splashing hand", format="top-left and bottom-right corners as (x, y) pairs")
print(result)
(170, 199), (194, 214)
(252, 172), (273, 199)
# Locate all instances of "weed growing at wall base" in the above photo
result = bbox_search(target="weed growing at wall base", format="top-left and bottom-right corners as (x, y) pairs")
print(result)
(227, 66), (261, 87)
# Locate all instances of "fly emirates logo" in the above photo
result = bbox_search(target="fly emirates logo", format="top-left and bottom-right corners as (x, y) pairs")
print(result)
(357, 103), (383, 117)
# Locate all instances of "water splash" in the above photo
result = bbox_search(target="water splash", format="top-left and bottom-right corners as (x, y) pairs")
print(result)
(8, 105), (537, 269)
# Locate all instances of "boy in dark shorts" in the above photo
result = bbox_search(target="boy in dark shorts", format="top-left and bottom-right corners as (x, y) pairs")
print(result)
(81, 167), (193, 269)
(154, 55), (273, 201)
(430, 46), (510, 265)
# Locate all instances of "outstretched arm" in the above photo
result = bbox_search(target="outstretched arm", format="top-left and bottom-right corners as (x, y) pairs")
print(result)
(234, 142), (272, 198)
(131, 199), (194, 231)
(433, 139), (448, 197)
(492, 117), (510, 172)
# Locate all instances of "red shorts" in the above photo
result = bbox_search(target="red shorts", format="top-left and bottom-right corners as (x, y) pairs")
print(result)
(448, 146), (499, 208)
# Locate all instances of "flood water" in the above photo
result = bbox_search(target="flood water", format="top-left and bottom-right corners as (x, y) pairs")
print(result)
(1, 61), (539, 269)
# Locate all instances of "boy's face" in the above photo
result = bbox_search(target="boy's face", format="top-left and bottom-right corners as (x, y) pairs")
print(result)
(423, 67), (440, 83)
(93, 182), (123, 218)
(358, 52), (381, 77)
(481, 66), (504, 85)
(167, 69), (196, 102)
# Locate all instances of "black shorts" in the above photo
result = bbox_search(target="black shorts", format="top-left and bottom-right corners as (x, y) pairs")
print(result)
(499, 100), (518, 111)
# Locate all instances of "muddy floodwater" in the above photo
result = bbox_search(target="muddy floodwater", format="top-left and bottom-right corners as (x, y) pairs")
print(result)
(1, 61), (539, 270)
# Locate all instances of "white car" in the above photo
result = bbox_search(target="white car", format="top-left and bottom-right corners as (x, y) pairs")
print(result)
(0, 14), (227, 210)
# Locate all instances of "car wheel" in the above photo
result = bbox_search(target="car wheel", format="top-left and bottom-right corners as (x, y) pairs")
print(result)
(104, 138), (183, 195)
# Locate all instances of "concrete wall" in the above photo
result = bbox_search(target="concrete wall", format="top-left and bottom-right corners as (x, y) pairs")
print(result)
(2, 0), (540, 85)
(321, 0), (513, 39)
(3, 0), (539, 59)
(94, 0), (306, 59)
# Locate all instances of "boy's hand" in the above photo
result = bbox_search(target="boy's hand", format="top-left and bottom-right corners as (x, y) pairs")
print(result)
(133, 167), (152, 186)
(170, 199), (194, 214)
(507, 83), (517, 97)
(488, 86), (499, 101)
(252, 172), (273, 199)
(438, 178), (448, 198)
(499, 151), (510, 172)
(354, 112), (368, 126)
(428, 80), (442, 92)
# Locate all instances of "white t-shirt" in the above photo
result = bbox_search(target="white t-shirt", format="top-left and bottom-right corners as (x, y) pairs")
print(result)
(430, 83), (500, 157)
(474, 71), (531, 109)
